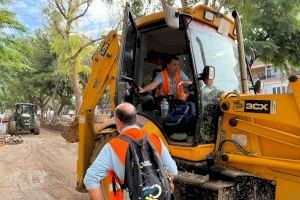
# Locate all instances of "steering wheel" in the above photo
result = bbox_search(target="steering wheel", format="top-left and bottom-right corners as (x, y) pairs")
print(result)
(188, 82), (196, 93)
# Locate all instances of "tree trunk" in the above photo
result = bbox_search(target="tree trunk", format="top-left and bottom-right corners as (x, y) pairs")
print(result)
(217, 0), (227, 12)
(57, 103), (65, 116)
(283, 64), (292, 77)
(40, 106), (45, 120)
(212, 0), (217, 9)
(160, 0), (167, 10)
(181, 0), (187, 8)
(70, 65), (82, 114)
(52, 78), (59, 118)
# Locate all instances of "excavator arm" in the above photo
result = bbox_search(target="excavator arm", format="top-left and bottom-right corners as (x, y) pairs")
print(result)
(76, 30), (120, 191)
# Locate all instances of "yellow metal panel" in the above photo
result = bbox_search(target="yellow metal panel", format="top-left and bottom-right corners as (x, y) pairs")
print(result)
(142, 121), (168, 146)
(275, 178), (300, 200)
(168, 144), (215, 161)
(289, 76), (300, 111)
(136, 12), (165, 28)
(218, 76), (300, 199)
(185, 5), (236, 39)
(224, 154), (300, 172)
(77, 31), (120, 190)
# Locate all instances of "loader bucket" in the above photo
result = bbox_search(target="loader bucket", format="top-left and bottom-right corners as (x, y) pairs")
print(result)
(61, 117), (79, 143)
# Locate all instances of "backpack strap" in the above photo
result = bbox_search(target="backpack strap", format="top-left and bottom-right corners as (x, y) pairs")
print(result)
(118, 133), (149, 144)
(117, 134), (133, 143)
(112, 173), (118, 195)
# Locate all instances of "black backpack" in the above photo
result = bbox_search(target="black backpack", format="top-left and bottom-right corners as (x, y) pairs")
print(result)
(117, 134), (172, 200)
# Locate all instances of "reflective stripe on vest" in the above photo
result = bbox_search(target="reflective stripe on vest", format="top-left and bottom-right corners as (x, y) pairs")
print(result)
(108, 170), (123, 200)
(156, 68), (188, 101)
(107, 128), (163, 199)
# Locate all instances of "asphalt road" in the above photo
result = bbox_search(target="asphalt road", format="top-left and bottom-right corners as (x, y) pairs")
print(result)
(0, 124), (89, 200)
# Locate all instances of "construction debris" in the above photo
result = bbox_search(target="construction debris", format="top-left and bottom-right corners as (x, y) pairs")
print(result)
(0, 134), (23, 146)
(0, 137), (5, 147)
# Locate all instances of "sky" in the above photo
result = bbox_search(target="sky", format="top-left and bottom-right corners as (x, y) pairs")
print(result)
(9, 0), (183, 38)
(9, 0), (124, 37)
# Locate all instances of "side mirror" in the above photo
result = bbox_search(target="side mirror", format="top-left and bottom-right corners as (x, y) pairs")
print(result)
(165, 5), (179, 29)
(250, 80), (262, 94)
(198, 66), (215, 81)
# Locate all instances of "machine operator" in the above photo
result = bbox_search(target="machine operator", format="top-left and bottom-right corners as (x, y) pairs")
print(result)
(139, 55), (193, 101)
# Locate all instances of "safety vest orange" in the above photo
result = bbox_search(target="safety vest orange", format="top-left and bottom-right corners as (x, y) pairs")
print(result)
(107, 128), (163, 200)
(107, 170), (123, 200)
(156, 68), (188, 101)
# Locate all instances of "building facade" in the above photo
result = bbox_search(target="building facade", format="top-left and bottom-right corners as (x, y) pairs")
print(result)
(251, 60), (291, 94)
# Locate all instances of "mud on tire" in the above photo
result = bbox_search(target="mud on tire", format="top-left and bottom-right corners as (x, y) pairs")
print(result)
(90, 129), (118, 164)
(7, 121), (17, 135)
(33, 121), (40, 135)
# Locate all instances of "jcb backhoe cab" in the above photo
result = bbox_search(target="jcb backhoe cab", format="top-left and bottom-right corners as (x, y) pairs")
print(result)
(76, 4), (300, 200)
(6, 103), (40, 135)
(117, 5), (240, 147)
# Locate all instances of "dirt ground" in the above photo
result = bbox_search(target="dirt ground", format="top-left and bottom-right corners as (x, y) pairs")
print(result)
(0, 127), (89, 200)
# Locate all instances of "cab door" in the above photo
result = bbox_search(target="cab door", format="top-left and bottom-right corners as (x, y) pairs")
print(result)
(116, 3), (137, 104)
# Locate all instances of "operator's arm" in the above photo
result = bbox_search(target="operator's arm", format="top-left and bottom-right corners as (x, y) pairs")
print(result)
(140, 80), (160, 93)
(140, 74), (162, 93)
(84, 144), (113, 200)
(179, 71), (193, 87)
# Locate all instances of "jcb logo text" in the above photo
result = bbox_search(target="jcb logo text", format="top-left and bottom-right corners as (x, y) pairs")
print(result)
(245, 103), (268, 111)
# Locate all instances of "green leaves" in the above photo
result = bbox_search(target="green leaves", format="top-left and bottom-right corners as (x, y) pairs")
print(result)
(226, 0), (300, 71)
(0, 2), (29, 93)
(50, 33), (92, 75)
(0, 1), (26, 45)
(0, 30), (56, 109)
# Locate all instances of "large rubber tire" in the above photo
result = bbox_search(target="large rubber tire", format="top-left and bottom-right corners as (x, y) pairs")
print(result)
(90, 129), (118, 163)
(6, 121), (17, 135)
(33, 121), (40, 135)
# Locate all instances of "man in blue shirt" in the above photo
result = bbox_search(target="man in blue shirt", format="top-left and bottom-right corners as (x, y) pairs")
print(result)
(84, 103), (178, 200)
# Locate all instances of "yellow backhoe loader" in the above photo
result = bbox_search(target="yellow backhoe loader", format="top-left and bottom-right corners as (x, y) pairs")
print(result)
(64, 4), (300, 200)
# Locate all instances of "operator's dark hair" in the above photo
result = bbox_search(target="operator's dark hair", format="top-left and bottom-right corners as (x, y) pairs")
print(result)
(115, 105), (137, 125)
(166, 55), (179, 65)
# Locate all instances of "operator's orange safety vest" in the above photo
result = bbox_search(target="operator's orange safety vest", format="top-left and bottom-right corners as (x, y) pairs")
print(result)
(107, 128), (163, 200)
(156, 68), (189, 101)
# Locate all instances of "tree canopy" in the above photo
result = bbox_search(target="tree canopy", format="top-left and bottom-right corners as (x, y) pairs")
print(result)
(226, 0), (300, 72)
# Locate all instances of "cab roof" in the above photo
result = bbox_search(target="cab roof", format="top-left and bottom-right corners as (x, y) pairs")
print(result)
(135, 5), (236, 39)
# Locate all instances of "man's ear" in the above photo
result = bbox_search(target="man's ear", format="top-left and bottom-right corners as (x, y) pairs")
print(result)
(115, 118), (121, 131)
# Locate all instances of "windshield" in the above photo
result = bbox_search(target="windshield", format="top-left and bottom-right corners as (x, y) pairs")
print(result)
(188, 21), (241, 92)
(17, 105), (32, 114)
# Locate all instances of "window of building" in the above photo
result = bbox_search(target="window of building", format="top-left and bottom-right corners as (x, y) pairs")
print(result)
(282, 86), (286, 94)
(287, 86), (291, 93)
(277, 87), (281, 94)
(258, 72), (265, 79)
(273, 87), (276, 94)
(266, 66), (272, 78)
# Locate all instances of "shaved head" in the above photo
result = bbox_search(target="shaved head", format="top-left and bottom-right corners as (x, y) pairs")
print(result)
(114, 103), (137, 126)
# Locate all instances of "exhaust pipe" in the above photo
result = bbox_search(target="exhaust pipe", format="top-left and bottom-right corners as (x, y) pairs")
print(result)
(232, 11), (249, 94)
